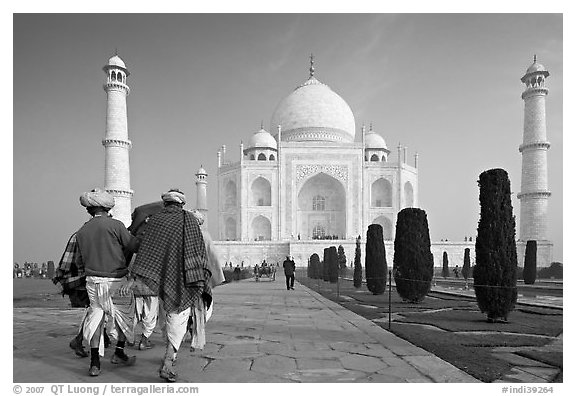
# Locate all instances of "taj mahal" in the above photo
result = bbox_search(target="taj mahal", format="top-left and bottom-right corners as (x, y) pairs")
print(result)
(100, 54), (553, 268)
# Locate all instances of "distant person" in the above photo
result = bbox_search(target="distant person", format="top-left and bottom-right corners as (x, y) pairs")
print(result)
(74, 188), (138, 377)
(234, 265), (241, 281)
(283, 256), (296, 290)
(453, 265), (460, 278)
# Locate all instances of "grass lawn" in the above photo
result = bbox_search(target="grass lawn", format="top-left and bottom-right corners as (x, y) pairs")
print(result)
(297, 273), (562, 383)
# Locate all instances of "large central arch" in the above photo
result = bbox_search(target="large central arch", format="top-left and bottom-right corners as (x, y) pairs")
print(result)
(297, 172), (346, 239)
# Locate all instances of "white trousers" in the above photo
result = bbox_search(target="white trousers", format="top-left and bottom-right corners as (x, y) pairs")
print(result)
(134, 296), (159, 338)
(83, 276), (134, 356)
(164, 307), (191, 352)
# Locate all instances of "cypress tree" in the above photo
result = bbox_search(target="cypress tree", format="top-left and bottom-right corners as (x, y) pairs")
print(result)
(337, 245), (347, 271)
(322, 248), (330, 282)
(442, 252), (450, 278)
(353, 236), (362, 288)
(393, 208), (434, 303)
(328, 246), (339, 283)
(365, 224), (387, 295)
(47, 260), (55, 279)
(462, 248), (471, 280)
(310, 253), (320, 279)
(474, 168), (518, 322)
(523, 240), (537, 285)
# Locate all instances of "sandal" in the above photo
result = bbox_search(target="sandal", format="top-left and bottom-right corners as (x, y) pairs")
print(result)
(159, 364), (177, 382)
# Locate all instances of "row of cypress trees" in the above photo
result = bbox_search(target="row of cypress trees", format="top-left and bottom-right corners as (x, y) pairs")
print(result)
(320, 168), (522, 322)
(307, 168), (533, 322)
(307, 244), (350, 282)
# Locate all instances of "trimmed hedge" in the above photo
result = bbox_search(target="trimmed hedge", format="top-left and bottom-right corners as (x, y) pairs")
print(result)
(442, 252), (449, 278)
(393, 207), (434, 303)
(223, 267), (252, 283)
(309, 253), (320, 279)
(523, 240), (537, 285)
(365, 224), (387, 295)
(462, 248), (471, 280)
(538, 262), (562, 279)
(473, 168), (518, 322)
(323, 248), (330, 282)
(353, 236), (363, 288)
(328, 246), (339, 283)
(337, 245), (347, 270)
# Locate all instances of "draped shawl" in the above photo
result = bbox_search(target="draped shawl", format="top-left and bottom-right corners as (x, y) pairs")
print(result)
(131, 205), (211, 313)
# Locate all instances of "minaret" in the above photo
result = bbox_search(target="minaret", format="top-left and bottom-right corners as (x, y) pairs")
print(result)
(102, 53), (133, 226)
(195, 165), (208, 229)
(518, 55), (551, 244)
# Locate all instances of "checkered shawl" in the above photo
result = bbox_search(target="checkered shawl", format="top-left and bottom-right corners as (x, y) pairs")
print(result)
(52, 233), (86, 294)
(131, 205), (211, 313)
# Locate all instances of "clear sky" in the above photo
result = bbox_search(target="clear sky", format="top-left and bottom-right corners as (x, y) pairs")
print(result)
(12, 13), (563, 265)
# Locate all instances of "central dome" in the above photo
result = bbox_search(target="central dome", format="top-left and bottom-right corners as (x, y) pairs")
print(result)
(270, 77), (356, 143)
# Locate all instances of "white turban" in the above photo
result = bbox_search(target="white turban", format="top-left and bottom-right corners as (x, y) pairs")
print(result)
(190, 209), (205, 225)
(80, 188), (115, 209)
(161, 189), (186, 204)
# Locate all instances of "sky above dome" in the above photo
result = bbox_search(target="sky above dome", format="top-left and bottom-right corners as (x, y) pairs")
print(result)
(11, 12), (565, 265)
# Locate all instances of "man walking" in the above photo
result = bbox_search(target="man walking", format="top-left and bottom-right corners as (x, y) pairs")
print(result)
(74, 188), (138, 377)
(126, 201), (164, 351)
(52, 235), (112, 358)
(130, 189), (212, 382)
(283, 255), (296, 290)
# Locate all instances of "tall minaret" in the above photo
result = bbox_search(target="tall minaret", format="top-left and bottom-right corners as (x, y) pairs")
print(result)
(102, 53), (133, 226)
(195, 165), (208, 229)
(518, 55), (551, 244)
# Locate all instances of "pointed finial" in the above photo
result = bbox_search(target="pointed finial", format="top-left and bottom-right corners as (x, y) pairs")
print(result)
(114, 48), (119, 56)
(309, 53), (315, 78)
(369, 122), (373, 132)
(260, 120), (264, 130)
(534, 54), (537, 63)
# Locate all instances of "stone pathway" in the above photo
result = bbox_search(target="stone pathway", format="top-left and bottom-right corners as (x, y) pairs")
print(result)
(14, 279), (478, 383)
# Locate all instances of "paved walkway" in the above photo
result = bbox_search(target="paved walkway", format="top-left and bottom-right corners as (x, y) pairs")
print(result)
(14, 279), (481, 383)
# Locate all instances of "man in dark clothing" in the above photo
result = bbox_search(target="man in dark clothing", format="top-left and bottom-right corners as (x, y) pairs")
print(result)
(53, 233), (112, 358)
(283, 256), (296, 290)
(75, 188), (138, 377)
(130, 189), (211, 382)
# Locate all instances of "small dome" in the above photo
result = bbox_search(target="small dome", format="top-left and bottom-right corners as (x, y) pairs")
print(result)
(521, 56), (549, 83)
(364, 131), (387, 149)
(108, 55), (126, 68)
(196, 165), (207, 175)
(249, 128), (277, 149)
(526, 61), (546, 74)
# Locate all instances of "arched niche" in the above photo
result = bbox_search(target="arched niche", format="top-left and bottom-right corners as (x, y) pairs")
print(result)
(371, 178), (392, 207)
(297, 172), (346, 239)
(224, 180), (237, 209)
(372, 215), (393, 240)
(251, 215), (271, 241)
(251, 177), (271, 206)
(404, 181), (414, 208)
(224, 217), (236, 241)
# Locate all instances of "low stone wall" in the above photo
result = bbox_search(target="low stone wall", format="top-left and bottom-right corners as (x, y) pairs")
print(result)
(213, 240), (553, 268)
